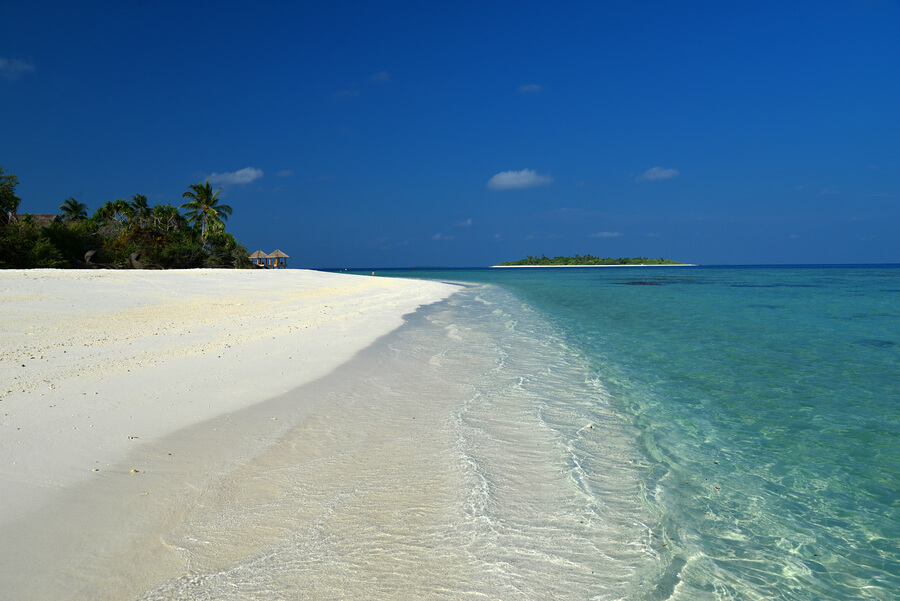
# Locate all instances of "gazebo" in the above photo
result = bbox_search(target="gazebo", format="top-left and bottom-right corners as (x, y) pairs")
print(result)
(249, 250), (268, 267)
(5, 213), (63, 227)
(248, 249), (289, 268)
(268, 249), (289, 268)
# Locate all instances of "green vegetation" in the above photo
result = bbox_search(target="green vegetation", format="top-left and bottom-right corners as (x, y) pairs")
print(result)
(59, 197), (88, 222)
(0, 166), (252, 270)
(180, 180), (232, 243)
(0, 166), (21, 217)
(497, 254), (687, 266)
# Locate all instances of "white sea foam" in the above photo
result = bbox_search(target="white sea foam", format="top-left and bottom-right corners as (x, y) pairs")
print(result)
(124, 284), (659, 599)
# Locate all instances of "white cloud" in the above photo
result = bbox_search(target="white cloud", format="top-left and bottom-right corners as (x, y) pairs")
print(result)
(371, 71), (390, 82)
(819, 187), (840, 196)
(207, 167), (264, 185)
(518, 83), (543, 93)
(487, 168), (554, 190)
(788, 234), (801, 239)
(591, 231), (622, 238)
(458, 218), (473, 227)
(334, 89), (359, 98)
(432, 233), (454, 241)
(276, 169), (293, 178)
(638, 166), (679, 181)
(0, 58), (35, 80)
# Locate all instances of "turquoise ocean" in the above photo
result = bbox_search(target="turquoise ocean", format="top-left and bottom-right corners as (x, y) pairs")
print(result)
(345, 265), (900, 600)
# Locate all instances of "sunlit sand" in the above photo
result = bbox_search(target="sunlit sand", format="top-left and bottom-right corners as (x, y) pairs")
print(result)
(0, 269), (457, 599)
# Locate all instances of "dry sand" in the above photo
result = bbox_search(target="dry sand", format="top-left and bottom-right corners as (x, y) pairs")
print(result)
(0, 269), (457, 527)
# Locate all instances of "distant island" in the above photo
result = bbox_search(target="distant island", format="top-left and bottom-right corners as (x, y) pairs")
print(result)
(494, 255), (690, 267)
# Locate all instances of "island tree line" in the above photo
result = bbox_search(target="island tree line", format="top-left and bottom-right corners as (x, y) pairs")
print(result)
(498, 254), (685, 266)
(0, 166), (252, 269)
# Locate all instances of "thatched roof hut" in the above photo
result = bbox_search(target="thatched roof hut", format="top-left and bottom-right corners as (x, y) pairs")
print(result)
(247, 249), (289, 268)
(6, 213), (62, 228)
(249, 250), (268, 267)
(268, 249), (289, 268)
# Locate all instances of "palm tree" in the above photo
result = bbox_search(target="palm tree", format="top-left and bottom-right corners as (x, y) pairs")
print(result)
(130, 194), (151, 227)
(59, 197), (88, 222)
(180, 180), (232, 241)
(111, 198), (132, 224)
(93, 200), (116, 223)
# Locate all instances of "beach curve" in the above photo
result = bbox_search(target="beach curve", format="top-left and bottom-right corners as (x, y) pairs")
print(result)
(0, 269), (458, 528)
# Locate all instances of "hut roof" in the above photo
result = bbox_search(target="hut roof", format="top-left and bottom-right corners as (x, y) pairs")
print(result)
(268, 249), (289, 258)
(8, 213), (62, 227)
(249, 250), (268, 259)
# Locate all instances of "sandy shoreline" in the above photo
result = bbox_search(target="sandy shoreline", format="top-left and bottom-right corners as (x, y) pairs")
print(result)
(0, 269), (658, 600)
(0, 269), (457, 530)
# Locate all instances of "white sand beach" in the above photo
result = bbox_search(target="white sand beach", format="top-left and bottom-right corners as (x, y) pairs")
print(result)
(0, 269), (457, 599)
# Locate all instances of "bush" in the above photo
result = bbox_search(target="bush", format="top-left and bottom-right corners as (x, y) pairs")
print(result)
(0, 222), (67, 268)
(205, 230), (252, 268)
(158, 239), (206, 269)
(43, 222), (89, 264)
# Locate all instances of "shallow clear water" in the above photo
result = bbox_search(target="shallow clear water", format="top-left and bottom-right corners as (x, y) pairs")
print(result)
(367, 265), (900, 600)
(19, 266), (895, 600)
(125, 282), (660, 600)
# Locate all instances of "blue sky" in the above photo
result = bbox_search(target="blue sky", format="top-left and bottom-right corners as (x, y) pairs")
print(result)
(3, 1), (898, 267)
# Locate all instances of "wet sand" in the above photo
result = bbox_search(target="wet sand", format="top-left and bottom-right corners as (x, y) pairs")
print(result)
(0, 269), (457, 599)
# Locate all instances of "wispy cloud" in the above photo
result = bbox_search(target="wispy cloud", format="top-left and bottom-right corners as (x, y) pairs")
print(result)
(518, 83), (543, 93)
(487, 168), (554, 190)
(333, 88), (359, 98)
(637, 166), (679, 181)
(208, 167), (264, 185)
(458, 218), (473, 227)
(819, 187), (840, 196)
(276, 169), (293, 178)
(0, 58), (35, 80)
(370, 71), (390, 82)
(431, 233), (454, 241)
(591, 231), (622, 238)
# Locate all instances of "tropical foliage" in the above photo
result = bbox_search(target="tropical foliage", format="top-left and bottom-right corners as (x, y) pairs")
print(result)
(0, 166), (21, 221)
(0, 168), (252, 269)
(130, 194), (151, 226)
(180, 180), (232, 242)
(59, 197), (88, 222)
